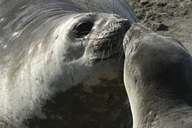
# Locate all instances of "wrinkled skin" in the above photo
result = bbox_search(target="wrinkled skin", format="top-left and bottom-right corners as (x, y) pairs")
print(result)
(123, 23), (192, 128)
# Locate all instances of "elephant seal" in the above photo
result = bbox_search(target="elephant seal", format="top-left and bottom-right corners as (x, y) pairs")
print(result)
(0, 0), (132, 128)
(123, 23), (192, 128)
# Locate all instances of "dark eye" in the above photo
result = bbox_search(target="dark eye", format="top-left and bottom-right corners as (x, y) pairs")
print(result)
(73, 20), (94, 38)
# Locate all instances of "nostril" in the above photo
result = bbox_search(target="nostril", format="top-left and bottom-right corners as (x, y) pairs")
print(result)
(73, 20), (94, 38)
(119, 19), (131, 31)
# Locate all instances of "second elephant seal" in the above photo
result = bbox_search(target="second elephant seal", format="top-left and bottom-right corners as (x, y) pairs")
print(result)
(123, 23), (192, 128)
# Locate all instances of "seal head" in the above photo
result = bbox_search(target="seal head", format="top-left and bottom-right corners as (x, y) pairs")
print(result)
(123, 23), (192, 128)
(0, 12), (129, 128)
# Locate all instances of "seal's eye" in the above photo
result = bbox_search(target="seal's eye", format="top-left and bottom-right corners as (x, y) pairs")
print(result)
(73, 20), (94, 38)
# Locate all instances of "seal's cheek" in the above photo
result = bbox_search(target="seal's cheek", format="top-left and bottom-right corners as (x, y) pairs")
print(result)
(61, 43), (86, 62)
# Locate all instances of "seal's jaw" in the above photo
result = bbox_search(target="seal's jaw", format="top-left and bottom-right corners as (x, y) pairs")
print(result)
(79, 14), (130, 81)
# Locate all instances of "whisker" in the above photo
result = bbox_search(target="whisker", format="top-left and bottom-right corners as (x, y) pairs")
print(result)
(118, 44), (124, 62)
(101, 50), (105, 62)
(113, 0), (115, 14)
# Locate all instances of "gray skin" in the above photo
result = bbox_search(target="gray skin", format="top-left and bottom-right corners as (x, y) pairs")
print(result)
(0, 0), (132, 128)
(123, 23), (192, 128)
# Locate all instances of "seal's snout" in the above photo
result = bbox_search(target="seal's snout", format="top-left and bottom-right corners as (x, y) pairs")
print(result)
(95, 17), (130, 52)
(78, 13), (131, 62)
(114, 18), (130, 32)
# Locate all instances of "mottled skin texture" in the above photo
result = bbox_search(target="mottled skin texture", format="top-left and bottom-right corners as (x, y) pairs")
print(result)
(123, 23), (192, 128)
(0, 10), (129, 128)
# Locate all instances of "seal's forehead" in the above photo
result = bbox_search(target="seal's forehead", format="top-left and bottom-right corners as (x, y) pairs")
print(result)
(64, 13), (95, 25)
(63, 12), (127, 31)
(72, 13), (96, 19)
(70, 13), (124, 21)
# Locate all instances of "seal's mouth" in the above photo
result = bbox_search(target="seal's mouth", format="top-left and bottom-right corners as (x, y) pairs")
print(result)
(90, 34), (124, 62)
(93, 52), (121, 62)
